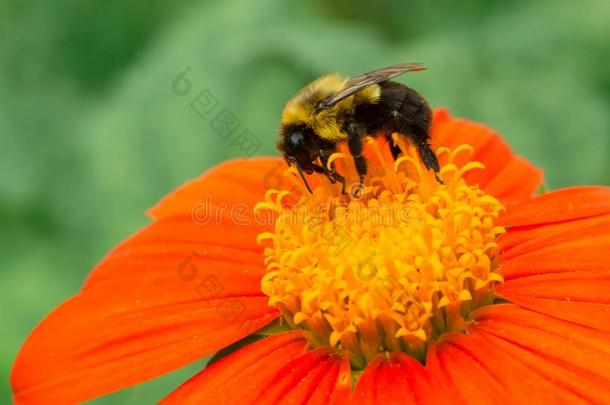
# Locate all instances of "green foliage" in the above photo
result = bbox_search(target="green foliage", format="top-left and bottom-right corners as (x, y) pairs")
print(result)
(1, 0), (609, 402)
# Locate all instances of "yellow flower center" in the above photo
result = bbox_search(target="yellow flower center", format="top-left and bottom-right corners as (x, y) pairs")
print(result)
(255, 136), (505, 368)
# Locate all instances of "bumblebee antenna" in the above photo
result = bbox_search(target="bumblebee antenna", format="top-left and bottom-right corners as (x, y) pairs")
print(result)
(295, 162), (313, 194)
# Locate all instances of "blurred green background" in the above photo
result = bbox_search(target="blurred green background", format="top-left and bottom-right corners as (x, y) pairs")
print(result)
(1, 0), (609, 403)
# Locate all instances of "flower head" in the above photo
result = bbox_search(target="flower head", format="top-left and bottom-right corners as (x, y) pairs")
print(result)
(12, 109), (610, 404)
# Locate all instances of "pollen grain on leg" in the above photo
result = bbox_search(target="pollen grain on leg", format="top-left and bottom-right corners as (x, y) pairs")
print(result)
(256, 139), (505, 368)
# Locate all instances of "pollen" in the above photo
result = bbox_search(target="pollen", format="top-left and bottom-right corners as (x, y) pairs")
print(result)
(255, 136), (505, 368)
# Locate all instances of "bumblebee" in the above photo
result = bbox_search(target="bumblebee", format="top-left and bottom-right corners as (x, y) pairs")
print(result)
(277, 63), (440, 193)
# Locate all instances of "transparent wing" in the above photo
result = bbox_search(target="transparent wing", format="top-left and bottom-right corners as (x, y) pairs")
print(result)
(318, 63), (426, 109)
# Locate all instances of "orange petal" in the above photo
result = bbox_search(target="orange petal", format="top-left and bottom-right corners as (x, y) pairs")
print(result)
(471, 304), (610, 403)
(435, 331), (569, 404)
(495, 211), (610, 331)
(308, 354), (351, 405)
(499, 236), (610, 280)
(255, 349), (350, 404)
(426, 338), (505, 405)
(11, 269), (278, 404)
(12, 159), (292, 404)
(161, 332), (350, 404)
(160, 331), (307, 404)
(499, 271), (610, 304)
(499, 186), (610, 228)
(85, 158), (289, 289)
(499, 215), (610, 267)
(496, 270), (610, 332)
(431, 109), (543, 202)
(148, 157), (287, 221)
(498, 212), (610, 254)
(84, 219), (268, 289)
(481, 156), (543, 202)
(352, 352), (441, 405)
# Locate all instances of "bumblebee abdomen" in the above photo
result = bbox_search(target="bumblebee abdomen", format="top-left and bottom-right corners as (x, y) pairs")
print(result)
(356, 81), (432, 139)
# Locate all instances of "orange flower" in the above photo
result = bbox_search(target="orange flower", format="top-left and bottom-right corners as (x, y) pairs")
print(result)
(12, 109), (610, 404)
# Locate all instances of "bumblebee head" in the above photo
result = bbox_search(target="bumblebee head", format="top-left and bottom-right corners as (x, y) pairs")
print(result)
(278, 124), (318, 174)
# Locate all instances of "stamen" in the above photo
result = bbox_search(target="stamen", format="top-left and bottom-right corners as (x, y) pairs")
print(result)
(326, 153), (349, 172)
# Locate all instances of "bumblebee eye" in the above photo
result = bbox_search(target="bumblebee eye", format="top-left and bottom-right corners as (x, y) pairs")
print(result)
(287, 131), (305, 148)
(281, 126), (316, 166)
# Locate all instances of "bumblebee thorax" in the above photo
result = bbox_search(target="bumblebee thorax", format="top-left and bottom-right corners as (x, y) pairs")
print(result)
(281, 74), (380, 142)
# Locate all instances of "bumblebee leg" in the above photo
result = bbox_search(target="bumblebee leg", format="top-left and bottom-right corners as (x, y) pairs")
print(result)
(319, 149), (346, 193)
(417, 142), (440, 173)
(393, 125), (442, 183)
(346, 123), (367, 184)
(416, 142), (443, 183)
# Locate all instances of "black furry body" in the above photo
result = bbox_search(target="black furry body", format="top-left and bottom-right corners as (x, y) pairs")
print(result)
(351, 81), (439, 179)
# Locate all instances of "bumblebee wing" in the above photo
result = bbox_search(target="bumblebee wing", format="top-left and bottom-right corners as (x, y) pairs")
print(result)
(318, 63), (426, 109)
